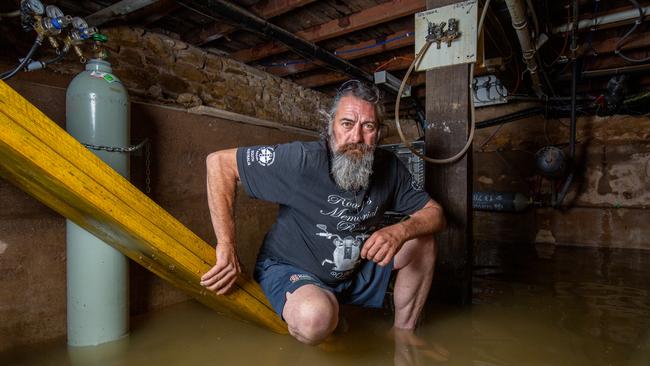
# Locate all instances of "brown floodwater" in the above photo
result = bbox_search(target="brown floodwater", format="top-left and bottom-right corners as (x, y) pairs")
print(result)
(2, 243), (650, 366)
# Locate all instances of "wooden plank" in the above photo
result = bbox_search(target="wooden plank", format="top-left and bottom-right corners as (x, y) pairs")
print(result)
(185, 0), (316, 45)
(86, 0), (159, 26)
(188, 105), (320, 137)
(586, 32), (650, 55)
(0, 81), (287, 334)
(233, 0), (425, 62)
(425, 0), (472, 305)
(249, 0), (316, 18)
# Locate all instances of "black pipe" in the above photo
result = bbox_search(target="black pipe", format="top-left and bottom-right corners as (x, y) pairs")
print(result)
(554, 0), (579, 208)
(409, 96), (427, 130)
(25, 49), (69, 72)
(553, 171), (574, 207)
(0, 37), (42, 80)
(569, 61), (578, 159)
(178, 1), (373, 82)
(177, 0), (428, 127)
(475, 107), (544, 129)
(569, 0), (579, 160)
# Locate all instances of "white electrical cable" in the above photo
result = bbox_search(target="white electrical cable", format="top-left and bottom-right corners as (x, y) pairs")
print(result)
(0, 10), (20, 18)
(395, 0), (491, 164)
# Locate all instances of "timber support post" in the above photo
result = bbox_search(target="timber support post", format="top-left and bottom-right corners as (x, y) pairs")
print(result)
(425, 0), (473, 305)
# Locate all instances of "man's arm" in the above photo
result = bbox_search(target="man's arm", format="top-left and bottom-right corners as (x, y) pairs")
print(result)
(200, 148), (241, 295)
(361, 199), (446, 266)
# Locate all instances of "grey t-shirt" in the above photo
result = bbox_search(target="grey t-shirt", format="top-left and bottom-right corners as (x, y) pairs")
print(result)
(236, 140), (430, 285)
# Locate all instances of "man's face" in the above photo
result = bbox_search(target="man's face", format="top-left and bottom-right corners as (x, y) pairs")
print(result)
(328, 95), (378, 192)
(330, 95), (379, 156)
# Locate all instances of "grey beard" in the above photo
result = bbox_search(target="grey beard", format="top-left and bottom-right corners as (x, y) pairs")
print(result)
(330, 143), (375, 191)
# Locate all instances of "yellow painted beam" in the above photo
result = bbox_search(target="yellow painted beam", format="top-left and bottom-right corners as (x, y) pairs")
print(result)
(0, 81), (287, 334)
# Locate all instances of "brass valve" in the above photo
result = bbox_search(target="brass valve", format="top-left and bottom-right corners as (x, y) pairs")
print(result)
(425, 18), (462, 49)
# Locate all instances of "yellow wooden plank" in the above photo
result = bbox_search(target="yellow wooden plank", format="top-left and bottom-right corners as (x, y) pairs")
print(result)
(0, 81), (270, 307)
(0, 81), (287, 334)
(0, 83), (265, 306)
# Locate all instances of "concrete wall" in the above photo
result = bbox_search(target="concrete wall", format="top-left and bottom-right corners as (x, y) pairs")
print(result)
(473, 102), (650, 250)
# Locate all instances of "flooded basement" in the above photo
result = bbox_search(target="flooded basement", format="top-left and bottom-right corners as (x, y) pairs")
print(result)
(2, 243), (650, 366)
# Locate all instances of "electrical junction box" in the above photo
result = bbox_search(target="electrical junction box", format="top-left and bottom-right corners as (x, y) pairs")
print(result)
(472, 74), (508, 107)
(379, 141), (425, 225)
(380, 141), (425, 188)
(414, 0), (478, 71)
(374, 70), (411, 97)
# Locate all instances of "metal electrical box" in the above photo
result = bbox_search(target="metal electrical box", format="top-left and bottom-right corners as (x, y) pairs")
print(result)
(380, 141), (425, 188)
(379, 141), (425, 225)
(472, 74), (508, 107)
(414, 0), (478, 71)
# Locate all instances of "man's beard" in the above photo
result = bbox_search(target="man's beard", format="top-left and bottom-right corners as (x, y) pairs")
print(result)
(329, 139), (375, 192)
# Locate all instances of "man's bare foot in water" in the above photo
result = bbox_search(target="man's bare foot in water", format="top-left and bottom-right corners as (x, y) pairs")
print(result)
(390, 327), (449, 365)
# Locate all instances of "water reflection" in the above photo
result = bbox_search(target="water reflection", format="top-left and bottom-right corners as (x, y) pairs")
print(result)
(1, 244), (649, 365)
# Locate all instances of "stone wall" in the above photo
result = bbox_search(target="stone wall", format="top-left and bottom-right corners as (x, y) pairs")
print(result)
(46, 26), (331, 131)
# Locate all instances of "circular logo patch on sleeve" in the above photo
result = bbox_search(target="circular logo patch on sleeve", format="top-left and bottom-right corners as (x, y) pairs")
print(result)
(256, 146), (275, 166)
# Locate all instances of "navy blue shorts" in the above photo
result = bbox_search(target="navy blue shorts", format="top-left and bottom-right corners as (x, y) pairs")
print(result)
(254, 257), (394, 318)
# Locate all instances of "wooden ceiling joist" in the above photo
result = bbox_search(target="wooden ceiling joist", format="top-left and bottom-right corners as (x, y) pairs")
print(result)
(233, 0), (425, 63)
(86, 0), (160, 26)
(294, 56), (491, 89)
(294, 55), (415, 88)
(184, 0), (316, 45)
(270, 28), (415, 77)
(586, 31), (650, 55)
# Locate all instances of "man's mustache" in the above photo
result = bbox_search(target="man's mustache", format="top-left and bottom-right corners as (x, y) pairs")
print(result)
(337, 143), (373, 155)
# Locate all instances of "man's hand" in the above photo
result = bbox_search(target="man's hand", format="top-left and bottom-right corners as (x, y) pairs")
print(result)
(200, 243), (241, 295)
(363, 200), (445, 267)
(361, 223), (407, 267)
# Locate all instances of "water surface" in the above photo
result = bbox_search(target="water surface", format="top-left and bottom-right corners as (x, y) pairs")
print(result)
(2, 244), (649, 365)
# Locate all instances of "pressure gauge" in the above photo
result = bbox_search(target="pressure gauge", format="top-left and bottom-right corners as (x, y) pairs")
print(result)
(21, 0), (44, 15)
(45, 5), (64, 18)
(71, 17), (88, 30)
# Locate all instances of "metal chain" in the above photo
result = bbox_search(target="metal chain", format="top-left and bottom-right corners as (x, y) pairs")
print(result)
(82, 138), (152, 195)
(81, 138), (149, 153)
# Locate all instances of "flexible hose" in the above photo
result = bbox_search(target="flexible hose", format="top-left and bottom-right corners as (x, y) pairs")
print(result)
(0, 37), (43, 80)
(0, 10), (21, 18)
(43, 49), (68, 66)
(394, 0), (491, 164)
(25, 48), (69, 72)
(615, 0), (650, 63)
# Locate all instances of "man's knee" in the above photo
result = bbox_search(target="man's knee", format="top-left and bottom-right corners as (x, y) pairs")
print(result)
(283, 285), (339, 345)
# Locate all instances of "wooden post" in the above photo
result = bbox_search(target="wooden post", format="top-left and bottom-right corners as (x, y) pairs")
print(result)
(425, 0), (473, 305)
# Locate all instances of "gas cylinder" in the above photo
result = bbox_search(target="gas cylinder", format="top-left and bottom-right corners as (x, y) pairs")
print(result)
(65, 58), (130, 346)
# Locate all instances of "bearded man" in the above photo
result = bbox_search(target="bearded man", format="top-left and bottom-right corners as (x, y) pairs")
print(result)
(201, 80), (446, 345)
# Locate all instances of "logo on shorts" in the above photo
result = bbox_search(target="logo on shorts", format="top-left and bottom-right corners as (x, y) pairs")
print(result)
(256, 147), (275, 166)
(289, 274), (313, 283)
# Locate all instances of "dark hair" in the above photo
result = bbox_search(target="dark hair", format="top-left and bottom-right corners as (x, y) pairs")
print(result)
(320, 80), (385, 139)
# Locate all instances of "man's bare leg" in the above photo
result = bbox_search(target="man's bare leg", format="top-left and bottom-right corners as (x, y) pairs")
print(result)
(282, 284), (339, 345)
(392, 235), (436, 329)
